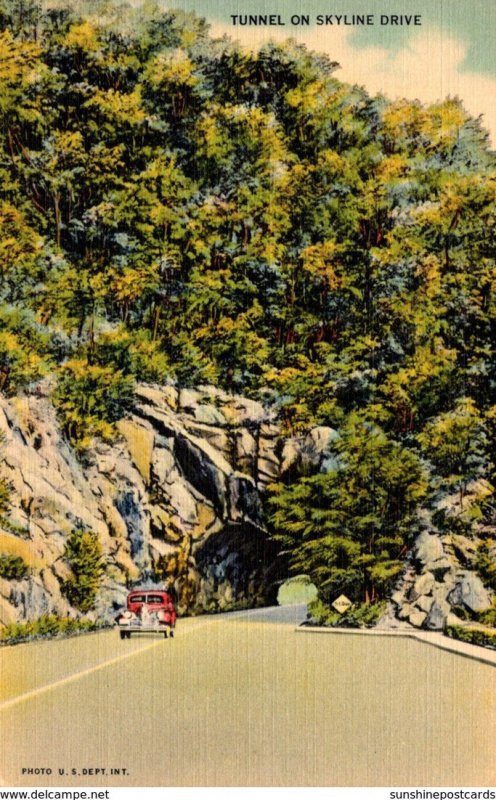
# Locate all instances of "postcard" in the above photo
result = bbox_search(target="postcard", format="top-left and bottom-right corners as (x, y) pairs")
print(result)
(0, 0), (495, 790)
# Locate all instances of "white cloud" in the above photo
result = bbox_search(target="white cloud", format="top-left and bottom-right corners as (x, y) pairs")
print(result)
(210, 22), (496, 145)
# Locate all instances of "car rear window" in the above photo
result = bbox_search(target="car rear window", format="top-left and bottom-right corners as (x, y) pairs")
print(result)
(146, 594), (165, 604)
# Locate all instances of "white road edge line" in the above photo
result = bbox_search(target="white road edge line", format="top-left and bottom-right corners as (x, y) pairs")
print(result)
(0, 620), (213, 712)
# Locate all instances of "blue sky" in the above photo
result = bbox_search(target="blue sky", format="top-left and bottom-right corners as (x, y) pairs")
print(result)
(155, 0), (496, 143)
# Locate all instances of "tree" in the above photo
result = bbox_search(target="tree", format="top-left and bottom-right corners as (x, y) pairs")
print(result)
(0, 4), (494, 618)
(53, 359), (134, 447)
(269, 416), (427, 604)
(417, 398), (488, 507)
(61, 526), (105, 612)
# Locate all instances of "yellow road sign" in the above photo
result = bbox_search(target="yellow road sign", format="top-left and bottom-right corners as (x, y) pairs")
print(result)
(332, 594), (353, 614)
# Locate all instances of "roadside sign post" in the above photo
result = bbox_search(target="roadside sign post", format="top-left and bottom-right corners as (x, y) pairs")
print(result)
(331, 594), (353, 614)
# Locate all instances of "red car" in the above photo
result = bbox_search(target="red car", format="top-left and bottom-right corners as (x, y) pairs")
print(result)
(117, 589), (177, 639)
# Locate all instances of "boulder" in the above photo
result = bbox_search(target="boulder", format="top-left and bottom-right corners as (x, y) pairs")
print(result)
(177, 387), (202, 412)
(409, 572), (435, 601)
(235, 429), (257, 469)
(279, 439), (301, 475)
(415, 595), (434, 614)
(256, 456), (280, 482)
(303, 427), (339, 467)
(166, 481), (198, 525)
(425, 599), (451, 630)
(398, 603), (416, 621)
(135, 384), (178, 411)
(228, 473), (262, 526)
(450, 534), (478, 564)
(448, 572), (493, 613)
(415, 532), (445, 566)
(390, 590), (405, 607)
(190, 405), (227, 427)
(408, 609), (428, 628)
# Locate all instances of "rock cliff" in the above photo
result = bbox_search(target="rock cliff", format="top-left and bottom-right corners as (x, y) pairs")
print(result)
(0, 383), (293, 625)
(0, 382), (493, 632)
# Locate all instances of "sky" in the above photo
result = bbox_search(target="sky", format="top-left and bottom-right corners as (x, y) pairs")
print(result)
(154, 0), (496, 145)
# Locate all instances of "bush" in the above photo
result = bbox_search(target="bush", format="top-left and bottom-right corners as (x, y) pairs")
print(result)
(0, 615), (104, 645)
(477, 605), (496, 627)
(0, 433), (11, 522)
(307, 597), (386, 628)
(445, 623), (496, 650)
(61, 527), (105, 612)
(53, 359), (135, 447)
(93, 329), (173, 384)
(476, 540), (496, 592)
(0, 554), (28, 580)
(0, 474), (10, 520)
(0, 307), (52, 395)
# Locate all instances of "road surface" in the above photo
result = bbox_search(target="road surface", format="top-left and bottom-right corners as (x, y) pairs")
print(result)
(0, 605), (495, 786)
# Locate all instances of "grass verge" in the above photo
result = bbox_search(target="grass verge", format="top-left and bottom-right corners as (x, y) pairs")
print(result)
(0, 614), (107, 645)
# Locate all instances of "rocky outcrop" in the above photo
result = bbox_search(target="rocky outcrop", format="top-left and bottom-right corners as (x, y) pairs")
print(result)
(0, 384), (280, 624)
(2, 382), (491, 633)
(386, 499), (494, 631)
(0, 383), (338, 626)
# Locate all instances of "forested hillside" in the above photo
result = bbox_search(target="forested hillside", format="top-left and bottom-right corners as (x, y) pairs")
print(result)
(0, 0), (495, 627)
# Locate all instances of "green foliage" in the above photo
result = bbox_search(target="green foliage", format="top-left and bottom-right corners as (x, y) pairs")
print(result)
(269, 416), (427, 603)
(0, 614), (103, 645)
(61, 527), (105, 612)
(307, 597), (386, 628)
(277, 575), (318, 606)
(0, 479), (9, 519)
(0, 4), (492, 412)
(445, 624), (496, 650)
(0, 3), (495, 611)
(477, 605), (496, 627)
(417, 398), (488, 498)
(0, 307), (52, 395)
(0, 553), (28, 579)
(476, 541), (496, 592)
(0, 432), (13, 529)
(53, 359), (134, 446)
(91, 329), (173, 384)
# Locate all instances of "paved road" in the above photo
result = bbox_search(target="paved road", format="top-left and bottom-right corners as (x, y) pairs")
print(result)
(0, 605), (495, 787)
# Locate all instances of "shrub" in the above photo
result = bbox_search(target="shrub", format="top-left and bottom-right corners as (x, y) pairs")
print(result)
(0, 307), (51, 395)
(477, 605), (496, 627)
(0, 474), (10, 521)
(93, 329), (172, 384)
(0, 554), (28, 580)
(0, 615), (104, 645)
(61, 527), (105, 612)
(53, 359), (135, 447)
(269, 418), (427, 605)
(307, 597), (386, 628)
(445, 623), (496, 650)
(0, 434), (11, 524)
(476, 540), (496, 592)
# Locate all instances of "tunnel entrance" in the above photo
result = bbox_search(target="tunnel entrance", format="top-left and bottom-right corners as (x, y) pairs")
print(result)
(193, 523), (289, 613)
